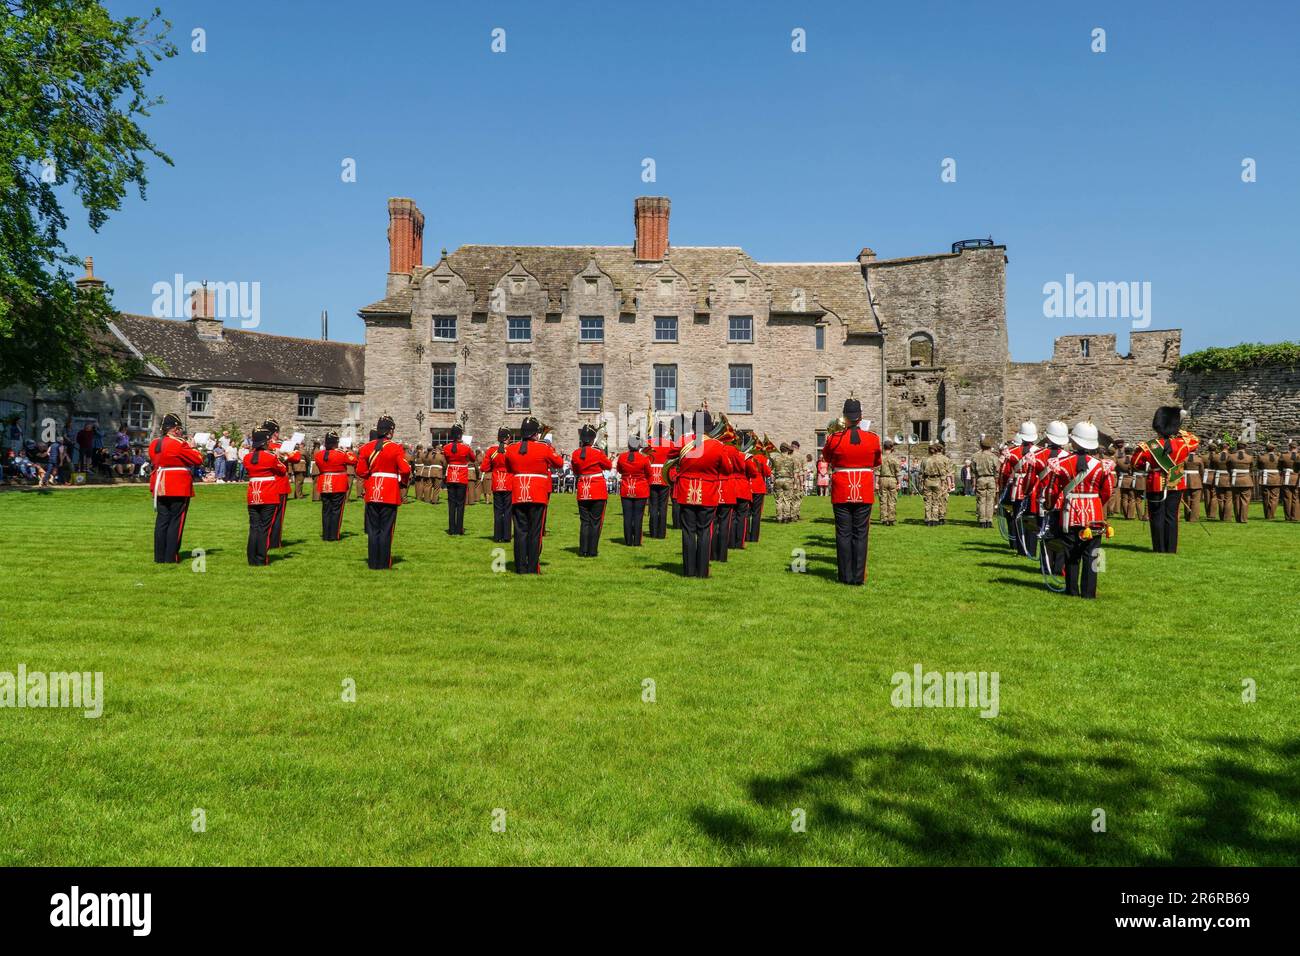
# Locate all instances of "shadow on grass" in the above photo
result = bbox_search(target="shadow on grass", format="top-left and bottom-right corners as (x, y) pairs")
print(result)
(691, 734), (1300, 865)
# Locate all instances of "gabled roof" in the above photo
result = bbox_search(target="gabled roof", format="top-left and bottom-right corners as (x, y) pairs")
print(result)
(111, 313), (364, 391)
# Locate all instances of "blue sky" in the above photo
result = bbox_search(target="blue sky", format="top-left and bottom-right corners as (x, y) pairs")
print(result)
(66, 0), (1299, 359)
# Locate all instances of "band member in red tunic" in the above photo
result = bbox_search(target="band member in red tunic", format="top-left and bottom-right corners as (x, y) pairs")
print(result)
(313, 430), (356, 541)
(646, 420), (674, 539)
(245, 429), (288, 565)
(712, 433), (741, 563)
(262, 419), (299, 549)
(999, 421), (1039, 557)
(441, 424), (475, 536)
(670, 413), (689, 530)
(1042, 421), (1116, 598)
(728, 435), (753, 550)
(572, 424), (613, 557)
(481, 427), (514, 543)
(147, 412), (203, 563)
(746, 436), (773, 541)
(669, 410), (732, 577)
(504, 416), (564, 574)
(1130, 406), (1199, 554)
(355, 416), (411, 570)
(819, 399), (883, 585)
(616, 437), (652, 546)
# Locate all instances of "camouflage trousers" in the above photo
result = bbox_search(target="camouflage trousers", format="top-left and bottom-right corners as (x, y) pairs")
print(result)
(877, 477), (898, 523)
(923, 481), (948, 522)
(975, 476), (997, 523)
(773, 478), (794, 520)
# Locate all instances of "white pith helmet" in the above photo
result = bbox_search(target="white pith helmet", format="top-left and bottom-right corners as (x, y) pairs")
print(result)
(1015, 421), (1038, 443)
(1045, 420), (1069, 447)
(1071, 421), (1100, 450)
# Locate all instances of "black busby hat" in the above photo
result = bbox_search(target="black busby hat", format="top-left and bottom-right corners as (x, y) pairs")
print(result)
(520, 416), (540, 438)
(251, 429), (271, 447)
(695, 410), (714, 436)
(262, 419), (280, 434)
(578, 423), (598, 445)
(161, 413), (184, 433)
(450, 423), (463, 439)
(497, 427), (510, 442)
(1152, 406), (1182, 437)
(842, 398), (862, 420)
(377, 415), (395, 436)
(323, 430), (339, 449)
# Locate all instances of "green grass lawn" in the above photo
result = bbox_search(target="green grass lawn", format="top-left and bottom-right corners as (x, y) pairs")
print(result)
(0, 484), (1296, 866)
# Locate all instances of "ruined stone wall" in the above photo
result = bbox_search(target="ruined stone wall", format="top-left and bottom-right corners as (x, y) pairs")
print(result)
(1175, 366), (1300, 443)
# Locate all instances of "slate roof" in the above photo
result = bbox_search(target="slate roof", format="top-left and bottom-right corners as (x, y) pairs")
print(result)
(110, 313), (365, 391)
(360, 244), (883, 334)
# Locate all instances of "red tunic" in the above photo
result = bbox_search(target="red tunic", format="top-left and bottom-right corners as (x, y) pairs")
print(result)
(1001, 443), (1035, 499)
(748, 454), (771, 496)
(504, 440), (564, 504)
(1130, 431), (1199, 493)
(356, 438), (411, 504)
(148, 435), (204, 498)
(1044, 452), (1116, 529)
(571, 447), (613, 501)
(481, 445), (513, 492)
(820, 426), (883, 505)
(265, 439), (300, 496)
(313, 448), (356, 495)
(671, 436), (732, 507)
(729, 447), (752, 502)
(1024, 445), (1069, 515)
(245, 448), (289, 504)
(647, 439), (674, 487)
(616, 450), (652, 498)
(441, 441), (475, 485)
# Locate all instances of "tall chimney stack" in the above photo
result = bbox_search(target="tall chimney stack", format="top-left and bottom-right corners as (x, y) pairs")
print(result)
(75, 256), (105, 293)
(387, 198), (425, 274)
(321, 309), (329, 341)
(634, 196), (671, 261)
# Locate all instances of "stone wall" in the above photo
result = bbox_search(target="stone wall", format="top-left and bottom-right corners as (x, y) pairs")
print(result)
(1175, 366), (1300, 443)
(1004, 329), (1182, 442)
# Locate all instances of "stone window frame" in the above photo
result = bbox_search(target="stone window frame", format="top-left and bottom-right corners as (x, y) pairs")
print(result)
(907, 331), (936, 368)
(296, 393), (319, 420)
(1080, 337), (1090, 358)
(507, 315), (532, 343)
(728, 315), (754, 344)
(432, 315), (458, 341)
(579, 363), (604, 412)
(815, 324), (826, 351)
(124, 394), (154, 431)
(653, 315), (678, 343)
(653, 364), (677, 412)
(187, 387), (213, 417)
(728, 364), (753, 414)
(430, 363), (456, 411)
(579, 315), (605, 343)
(815, 377), (829, 413)
(506, 363), (531, 412)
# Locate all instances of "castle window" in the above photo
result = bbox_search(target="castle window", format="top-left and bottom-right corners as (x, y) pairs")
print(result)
(579, 364), (604, 412)
(296, 393), (318, 419)
(815, 325), (825, 350)
(815, 377), (828, 413)
(816, 430), (827, 449)
(187, 388), (212, 416)
(908, 333), (934, 367)
(912, 420), (931, 442)
(728, 315), (753, 343)
(729, 364), (753, 414)
(348, 401), (362, 421)
(1080, 338), (1090, 357)
(654, 316), (678, 342)
(507, 315), (531, 342)
(124, 395), (154, 431)
(579, 316), (604, 342)
(431, 364), (456, 411)
(654, 364), (677, 412)
(432, 315), (457, 341)
(507, 364), (531, 411)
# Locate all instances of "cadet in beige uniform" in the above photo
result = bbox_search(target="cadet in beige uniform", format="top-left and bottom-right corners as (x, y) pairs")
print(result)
(1227, 445), (1254, 522)
(1255, 442), (1282, 520)
(876, 438), (901, 525)
(920, 442), (950, 526)
(1212, 445), (1233, 520)
(1181, 448), (1202, 522)
(1116, 445), (1136, 519)
(1281, 441), (1300, 521)
(971, 436), (1000, 528)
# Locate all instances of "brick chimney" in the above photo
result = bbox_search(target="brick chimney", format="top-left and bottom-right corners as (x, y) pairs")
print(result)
(188, 284), (223, 339)
(857, 247), (876, 265)
(388, 198), (425, 274)
(75, 256), (106, 293)
(634, 196), (671, 261)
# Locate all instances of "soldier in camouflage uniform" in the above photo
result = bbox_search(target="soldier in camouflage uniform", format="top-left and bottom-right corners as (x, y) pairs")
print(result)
(770, 443), (795, 521)
(876, 438), (900, 525)
(921, 441), (951, 525)
(789, 441), (805, 521)
(971, 436), (1000, 527)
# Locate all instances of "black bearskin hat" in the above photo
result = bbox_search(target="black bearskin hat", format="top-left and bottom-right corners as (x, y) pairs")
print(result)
(1152, 406), (1182, 437)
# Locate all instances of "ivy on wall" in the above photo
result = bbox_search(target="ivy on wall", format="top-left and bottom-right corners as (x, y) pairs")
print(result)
(1176, 342), (1300, 373)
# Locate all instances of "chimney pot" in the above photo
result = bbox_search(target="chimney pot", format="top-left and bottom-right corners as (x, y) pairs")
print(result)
(634, 196), (671, 261)
(388, 197), (425, 274)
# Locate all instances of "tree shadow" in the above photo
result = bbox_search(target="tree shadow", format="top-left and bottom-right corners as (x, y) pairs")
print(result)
(690, 732), (1300, 865)
(989, 576), (1045, 591)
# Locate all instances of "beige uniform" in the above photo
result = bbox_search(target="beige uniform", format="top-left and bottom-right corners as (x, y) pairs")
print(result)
(877, 451), (901, 524)
(1280, 448), (1300, 521)
(971, 449), (1000, 524)
(1228, 449), (1253, 522)
(1255, 450), (1282, 519)
(921, 452), (951, 523)
(1181, 450), (1202, 522)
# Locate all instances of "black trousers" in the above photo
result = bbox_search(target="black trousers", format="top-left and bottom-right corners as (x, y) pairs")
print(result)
(492, 490), (513, 542)
(446, 483), (467, 534)
(731, 497), (750, 548)
(1063, 532), (1101, 598)
(578, 498), (607, 556)
(270, 494), (287, 548)
(647, 485), (669, 538)
(320, 492), (346, 541)
(748, 493), (764, 541)
(512, 502), (547, 574)
(622, 496), (646, 546)
(679, 504), (716, 577)
(154, 496), (190, 563)
(671, 498), (681, 530)
(832, 502), (872, 585)
(364, 502), (398, 570)
(712, 504), (733, 562)
(248, 503), (277, 565)
(1147, 490), (1181, 553)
